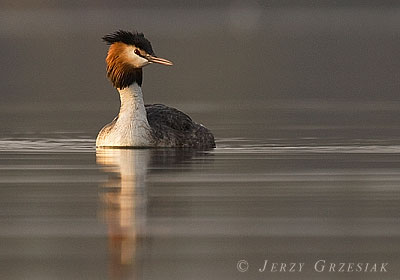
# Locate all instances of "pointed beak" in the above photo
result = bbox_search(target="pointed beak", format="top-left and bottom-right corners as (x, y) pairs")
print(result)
(146, 54), (173, 66)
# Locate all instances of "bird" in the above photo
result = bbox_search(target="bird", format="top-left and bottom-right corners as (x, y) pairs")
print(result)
(96, 30), (215, 149)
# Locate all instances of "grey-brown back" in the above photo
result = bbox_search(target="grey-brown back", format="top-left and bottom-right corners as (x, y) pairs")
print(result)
(145, 104), (215, 149)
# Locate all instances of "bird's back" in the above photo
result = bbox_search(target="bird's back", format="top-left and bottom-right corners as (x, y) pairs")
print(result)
(145, 104), (215, 148)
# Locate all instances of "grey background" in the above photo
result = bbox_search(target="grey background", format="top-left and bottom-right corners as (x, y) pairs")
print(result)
(1, 2), (400, 280)
(1, 0), (399, 140)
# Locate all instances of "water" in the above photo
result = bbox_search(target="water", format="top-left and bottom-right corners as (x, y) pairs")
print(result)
(2, 3), (400, 280)
(0, 134), (399, 280)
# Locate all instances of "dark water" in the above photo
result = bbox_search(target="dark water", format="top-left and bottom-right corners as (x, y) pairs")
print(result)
(1, 3), (400, 280)
(0, 134), (400, 280)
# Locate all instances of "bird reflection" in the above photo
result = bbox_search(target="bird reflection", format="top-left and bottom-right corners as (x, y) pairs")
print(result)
(96, 148), (211, 280)
(96, 149), (150, 280)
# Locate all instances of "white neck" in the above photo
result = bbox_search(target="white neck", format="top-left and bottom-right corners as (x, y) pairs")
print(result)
(118, 83), (149, 125)
(96, 83), (154, 147)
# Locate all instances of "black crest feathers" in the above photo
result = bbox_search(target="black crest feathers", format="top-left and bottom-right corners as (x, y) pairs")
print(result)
(102, 30), (154, 55)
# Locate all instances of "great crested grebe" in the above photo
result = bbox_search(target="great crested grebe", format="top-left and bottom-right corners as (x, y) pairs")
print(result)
(96, 30), (215, 149)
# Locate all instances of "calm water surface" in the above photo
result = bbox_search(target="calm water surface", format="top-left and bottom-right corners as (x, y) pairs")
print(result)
(0, 132), (400, 280)
(2, 4), (400, 280)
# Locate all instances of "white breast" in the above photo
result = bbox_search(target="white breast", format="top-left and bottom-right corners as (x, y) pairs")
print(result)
(96, 83), (155, 148)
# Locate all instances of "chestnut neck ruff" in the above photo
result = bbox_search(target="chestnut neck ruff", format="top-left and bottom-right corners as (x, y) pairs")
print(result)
(105, 42), (143, 89)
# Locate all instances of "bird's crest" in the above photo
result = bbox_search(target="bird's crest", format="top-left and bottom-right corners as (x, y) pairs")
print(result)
(102, 30), (154, 55)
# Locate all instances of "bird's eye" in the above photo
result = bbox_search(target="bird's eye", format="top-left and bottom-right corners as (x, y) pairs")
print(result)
(134, 49), (141, 56)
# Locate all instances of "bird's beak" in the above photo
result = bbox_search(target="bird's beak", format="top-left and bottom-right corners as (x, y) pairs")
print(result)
(146, 55), (173, 66)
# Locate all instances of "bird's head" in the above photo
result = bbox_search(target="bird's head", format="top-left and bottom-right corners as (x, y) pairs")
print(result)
(102, 30), (173, 89)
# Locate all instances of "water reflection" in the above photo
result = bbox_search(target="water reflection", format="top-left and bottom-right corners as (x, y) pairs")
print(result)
(1, 136), (400, 279)
(96, 148), (210, 280)
(96, 149), (150, 279)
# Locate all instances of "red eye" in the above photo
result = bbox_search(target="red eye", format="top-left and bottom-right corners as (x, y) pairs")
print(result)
(134, 49), (141, 56)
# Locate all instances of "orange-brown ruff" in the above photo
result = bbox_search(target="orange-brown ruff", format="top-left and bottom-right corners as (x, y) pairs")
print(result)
(96, 30), (215, 148)
(105, 42), (144, 89)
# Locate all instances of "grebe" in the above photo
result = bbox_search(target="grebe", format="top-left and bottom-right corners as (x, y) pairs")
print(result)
(96, 30), (215, 149)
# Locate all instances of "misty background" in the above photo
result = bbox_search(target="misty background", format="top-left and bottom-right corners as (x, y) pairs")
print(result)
(1, 2), (400, 280)
(1, 0), (400, 140)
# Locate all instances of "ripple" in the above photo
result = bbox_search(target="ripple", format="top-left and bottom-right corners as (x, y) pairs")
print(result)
(1, 136), (400, 154)
(215, 138), (400, 154)
(0, 137), (95, 152)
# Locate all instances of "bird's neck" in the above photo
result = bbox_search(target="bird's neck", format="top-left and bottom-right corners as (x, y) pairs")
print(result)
(117, 83), (148, 124)
(111, 82), (154, 146)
